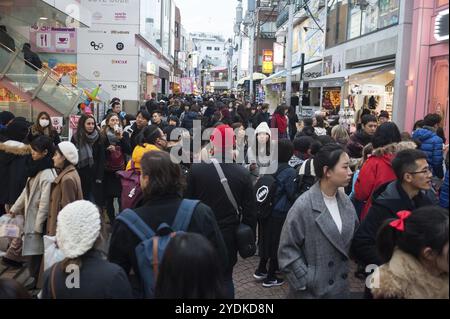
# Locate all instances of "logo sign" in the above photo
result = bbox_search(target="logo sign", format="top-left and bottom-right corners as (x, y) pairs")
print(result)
(262, 50), (273, 74)
(115, 12), (127, 21)
(112, 84), (128, 91)
(116, 42), (124, 50)
(112, 59), (127, 64)
(91, 41), (104, 50)
(434, 9), (449, 42)
(92, 12), (103, 21)
(256, 186), (269, 203)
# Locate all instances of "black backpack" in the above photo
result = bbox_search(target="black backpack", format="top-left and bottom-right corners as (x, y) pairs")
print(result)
(254, 174), (278, 220)
(295, 159), (316, 197)
(254, 167), (290, 220)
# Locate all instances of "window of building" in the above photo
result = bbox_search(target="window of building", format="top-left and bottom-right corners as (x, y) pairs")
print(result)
(215, 47), (221, 51)
(326, 0), (399, 47)
(326, 0), (349, 48)
(207, 46), (212, 50)
(348, 0), (399, 40)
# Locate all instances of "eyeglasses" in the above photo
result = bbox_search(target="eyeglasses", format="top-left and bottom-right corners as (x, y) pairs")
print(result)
(407, 167), (432, 175)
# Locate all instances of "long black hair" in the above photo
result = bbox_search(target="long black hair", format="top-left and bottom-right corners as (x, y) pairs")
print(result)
(371, 122), (401, 149)
(155, 233), (226, 299)
(74, 114), (99, 145)
(376, 206), (449, 263)
(138, 125), (162, 147)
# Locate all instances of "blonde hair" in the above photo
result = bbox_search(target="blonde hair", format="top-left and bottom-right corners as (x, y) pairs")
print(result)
(331, 125), (350, 141)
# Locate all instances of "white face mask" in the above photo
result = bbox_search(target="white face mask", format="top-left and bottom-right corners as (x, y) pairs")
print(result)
(39, 119), (50, 128)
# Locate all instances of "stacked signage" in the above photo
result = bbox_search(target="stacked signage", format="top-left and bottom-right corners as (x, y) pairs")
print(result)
(78, 0), (140, 100)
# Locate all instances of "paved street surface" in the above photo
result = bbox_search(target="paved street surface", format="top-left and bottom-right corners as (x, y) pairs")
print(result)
(234, 256), (365, 299)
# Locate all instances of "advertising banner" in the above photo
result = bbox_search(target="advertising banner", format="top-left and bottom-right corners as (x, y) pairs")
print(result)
(262, 50), (273, 74)
(180, 78), (193, 94)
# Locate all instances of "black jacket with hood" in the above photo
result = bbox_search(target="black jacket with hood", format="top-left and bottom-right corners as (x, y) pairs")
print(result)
(351, 180), (436, 267)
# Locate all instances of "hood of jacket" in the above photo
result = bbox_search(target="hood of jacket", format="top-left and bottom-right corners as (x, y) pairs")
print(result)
(413, 127), (436, 142)
(370, 249), (449, 299)
(0, 140), (31, 156)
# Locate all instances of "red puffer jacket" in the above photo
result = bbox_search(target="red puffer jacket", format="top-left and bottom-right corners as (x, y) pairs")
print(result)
(355, 152), (397, 220)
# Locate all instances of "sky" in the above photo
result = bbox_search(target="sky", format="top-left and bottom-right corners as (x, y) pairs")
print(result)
(175, 0), (245, 40)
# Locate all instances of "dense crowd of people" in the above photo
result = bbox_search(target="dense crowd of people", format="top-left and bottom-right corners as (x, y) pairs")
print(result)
(0, 93), (448, 299)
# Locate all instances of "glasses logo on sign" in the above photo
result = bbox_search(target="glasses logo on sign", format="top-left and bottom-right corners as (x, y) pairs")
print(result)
(90, 41), (104, 50)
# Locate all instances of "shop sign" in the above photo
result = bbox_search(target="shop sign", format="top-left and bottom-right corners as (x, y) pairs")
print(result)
(434, 9), (449, 42)
(273, 43), (284, 66)
(30, 26), (77, 54)
(362, 84), (385, 96)
(262, 50), (274, 74)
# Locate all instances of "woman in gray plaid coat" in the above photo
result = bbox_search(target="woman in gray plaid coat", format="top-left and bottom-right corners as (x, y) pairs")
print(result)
(278, 144), (359, 299)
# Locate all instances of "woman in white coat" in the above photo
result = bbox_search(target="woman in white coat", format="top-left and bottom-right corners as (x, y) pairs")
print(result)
(6, 136), (57, 286)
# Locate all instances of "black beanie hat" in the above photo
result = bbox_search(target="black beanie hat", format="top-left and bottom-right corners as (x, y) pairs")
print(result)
(6, 117), (29, 142)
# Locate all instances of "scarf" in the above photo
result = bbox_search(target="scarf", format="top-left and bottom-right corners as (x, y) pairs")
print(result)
(26, 154), (53, 178)
(78, 130), (99, 169)
(106, 129), (120, 146)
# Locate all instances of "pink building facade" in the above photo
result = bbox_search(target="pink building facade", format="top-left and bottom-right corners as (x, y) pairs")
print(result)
(406, 0), (449, 139)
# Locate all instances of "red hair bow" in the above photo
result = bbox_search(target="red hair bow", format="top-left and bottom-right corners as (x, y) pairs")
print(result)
(389, 210), (412, 232)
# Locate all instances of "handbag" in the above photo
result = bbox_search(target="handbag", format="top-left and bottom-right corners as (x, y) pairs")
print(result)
(211, 158), (256, 259)
(106, 145), (125, 172)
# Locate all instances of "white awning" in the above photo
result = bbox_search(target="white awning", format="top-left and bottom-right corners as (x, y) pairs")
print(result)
(261, 70), (287, 85)
(308, 63), (393, 88)
(291, 61), (322, 75)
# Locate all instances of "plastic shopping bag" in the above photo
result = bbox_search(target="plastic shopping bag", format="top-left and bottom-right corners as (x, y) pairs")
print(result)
(43, 235), (65, 271)
(0, 214), (24, 238)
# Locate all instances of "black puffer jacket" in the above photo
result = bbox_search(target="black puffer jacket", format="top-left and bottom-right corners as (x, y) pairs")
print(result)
(351, 181), (435, 267)
(0, 140), (31, 212)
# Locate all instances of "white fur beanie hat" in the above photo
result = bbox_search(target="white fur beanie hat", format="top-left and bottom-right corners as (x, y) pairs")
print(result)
(57, 141), (79, 166)
(56, 200), (101, 259)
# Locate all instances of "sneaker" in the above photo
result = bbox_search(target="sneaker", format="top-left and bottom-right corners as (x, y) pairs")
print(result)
(253, 270), (268, 280)
(262, 277), (285, 288)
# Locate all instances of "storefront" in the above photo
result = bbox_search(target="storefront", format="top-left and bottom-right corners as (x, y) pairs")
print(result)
(405, 2), (448, 140)
(309, 63), (395, 125)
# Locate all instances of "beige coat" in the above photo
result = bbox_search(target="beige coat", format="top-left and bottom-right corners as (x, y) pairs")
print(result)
(47, 165), (83, 236)
(370, 249), (449, 299)
(11, 168), (57, 255)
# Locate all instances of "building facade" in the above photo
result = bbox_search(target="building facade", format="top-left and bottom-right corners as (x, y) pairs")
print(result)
(405, 0), (449, 139)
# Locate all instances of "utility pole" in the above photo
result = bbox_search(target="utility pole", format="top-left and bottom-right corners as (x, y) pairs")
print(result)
(285, 0), (294, 107)
(298, 52), (305, 115)
(248, 14), (255, 101)
(235, 0), (243, 84)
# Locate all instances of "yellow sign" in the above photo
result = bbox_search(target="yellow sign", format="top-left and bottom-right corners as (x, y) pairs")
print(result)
(262, 50), (273, 74)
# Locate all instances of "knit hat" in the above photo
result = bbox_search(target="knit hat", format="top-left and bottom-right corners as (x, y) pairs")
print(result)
(255, 122), (271, 137)
(56, 200), (101, 259)
(210, 124), (236, 152)
(0, 111), (15, 126)
(5, 117), (29, 142)
(57, 141), (79, 165)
